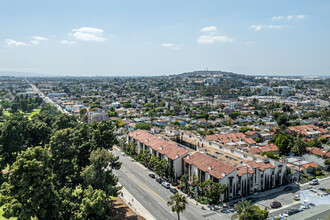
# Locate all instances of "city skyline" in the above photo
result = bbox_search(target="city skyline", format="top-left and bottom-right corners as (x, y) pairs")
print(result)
(1, 0), (330, 76)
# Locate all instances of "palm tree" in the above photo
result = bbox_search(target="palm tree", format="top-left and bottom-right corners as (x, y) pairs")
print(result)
(167, 193), (188, 220)
(231, 200), (254, 220)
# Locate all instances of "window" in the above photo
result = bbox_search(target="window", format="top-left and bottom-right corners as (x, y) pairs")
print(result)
(244, 154), (247, 158)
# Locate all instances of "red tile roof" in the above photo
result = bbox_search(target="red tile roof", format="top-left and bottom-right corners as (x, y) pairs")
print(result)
(237, 166), (254, 177)
(301, 162), (318, 169)
(245, 131), (257, 136)
(206, 133), (256, 145)
(247, 161), (275, 171)
(288, 124), (328, 136)
(129, 129), (188, 160)
(183, 152), (236, 179)
(306, 147), (330, 158)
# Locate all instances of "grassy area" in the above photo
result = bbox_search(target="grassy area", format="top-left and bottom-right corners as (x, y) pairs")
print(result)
(27, 109), (41, 120)
(2, 109), (41, 121)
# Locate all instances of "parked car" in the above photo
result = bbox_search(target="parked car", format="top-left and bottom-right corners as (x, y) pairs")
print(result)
(309, 179), (319, 185)
(299, 205), (309, 211)
(319, 187), (326, 191)
(287, 209), (300, 215)
(279, 213), (289, 218)
(162, 181), (170, 189)
(170, 188), (178, 194)
(270, 201), (282, 208)
(221, 209), (230, 213)
(294, 194), (300, 201)
(284, 186), (293, 191)
(156, 177), (164, 184)
(149, 173), (155, 178)
(215, 151), (223, 155)
(228, 208), (235, 213)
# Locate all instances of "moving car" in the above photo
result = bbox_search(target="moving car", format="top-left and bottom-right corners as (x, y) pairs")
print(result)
(170, 188), (178, 194)
(162, 181), (170, 189)
(149, 173), (155, 178)
(270, 201), (282, 208)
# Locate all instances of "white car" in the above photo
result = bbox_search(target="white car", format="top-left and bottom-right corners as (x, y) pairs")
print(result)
(279, 213), (289, 218)
(162, 181), (170, 189)
(309, 179), (318, 185)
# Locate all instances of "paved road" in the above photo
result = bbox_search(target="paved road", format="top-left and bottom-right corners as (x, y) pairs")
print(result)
(255, 178), (330, 218)
(26, 79), (70, 114)
(112, 149), (232, 220)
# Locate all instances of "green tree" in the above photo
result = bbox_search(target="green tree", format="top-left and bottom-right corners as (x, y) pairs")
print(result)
(276, 114), (288, 126)
(275, 134), (291, 154)
(0, 114), (30, 166)
(90, 120), (118, 150)
(167, 193), (188, 220)
(232, 200), (268, 220)
(135, 122), (151, 131)
(81, 148), (121, 196)
(49, 128), (78, 188)
(0, 146), (58, 219)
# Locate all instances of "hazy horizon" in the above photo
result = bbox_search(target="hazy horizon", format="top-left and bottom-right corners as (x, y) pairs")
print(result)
(1, 0), (330, 77)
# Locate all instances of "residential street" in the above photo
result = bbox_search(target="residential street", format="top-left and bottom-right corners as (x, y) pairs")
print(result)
(112, 148), (233, 220)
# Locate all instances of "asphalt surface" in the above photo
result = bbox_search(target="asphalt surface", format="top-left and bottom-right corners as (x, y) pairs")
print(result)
(112, 148), (233, 220)
(26, 79), (70, 114)
(254, 178), (330, 218)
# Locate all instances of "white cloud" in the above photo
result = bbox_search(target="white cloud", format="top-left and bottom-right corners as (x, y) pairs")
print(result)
(72, 27), (104, 34)
(272, 15), (306, 21)
(71, 27), (106, 42)
(32, 36), (48, 41)
(271, 16), (285, 21)
(197, 34), (233, 44)
(29, 36), (48, 45)
(5, 39), (28, 47)
(200, 26), (217, 32)
(60, 40), (75, 45)
(30, 40), (39, 45)
(161, 43), (181, 49)
(249, 24), (284, 31)
(296, 15), (306, 20)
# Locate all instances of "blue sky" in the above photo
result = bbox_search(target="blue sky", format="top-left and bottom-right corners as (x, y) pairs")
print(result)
(1, 0), (329, 76)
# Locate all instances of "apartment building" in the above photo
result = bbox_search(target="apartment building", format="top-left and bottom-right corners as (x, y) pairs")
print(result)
(127, 129), (189, 177)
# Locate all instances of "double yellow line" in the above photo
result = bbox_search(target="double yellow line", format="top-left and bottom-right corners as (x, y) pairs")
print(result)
(125, 170), (167, 203)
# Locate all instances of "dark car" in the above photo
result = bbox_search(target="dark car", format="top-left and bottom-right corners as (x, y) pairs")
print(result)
(215, 151), (223, 155)
(284, 186), (293, 191)
(149, 173), (155, 178)
(319, 187), (326, 191)
(287, 209), (300, 215)
(170, 188), (178, 194)
(156, 177), (164, 184)
(270, 201), (282, 209)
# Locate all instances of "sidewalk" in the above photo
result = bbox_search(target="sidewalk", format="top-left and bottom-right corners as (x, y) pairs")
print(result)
(119, 183), (156, 220)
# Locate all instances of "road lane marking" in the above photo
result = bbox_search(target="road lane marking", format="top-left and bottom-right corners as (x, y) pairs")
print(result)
(126, 174), (153, 193)
(143, 183), (167, 203)
(120, 162), (168, 204)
